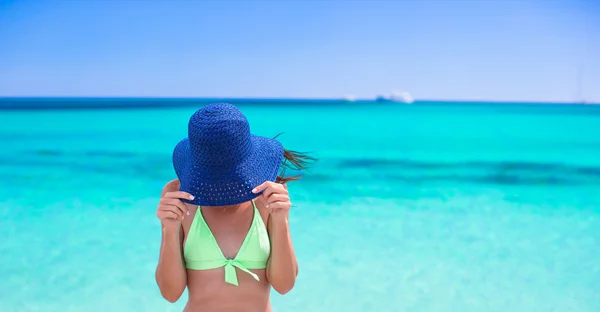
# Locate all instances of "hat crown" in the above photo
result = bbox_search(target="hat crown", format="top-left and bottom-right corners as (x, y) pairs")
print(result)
(188, 103), (252, 168)
(172, 102), (285, 206)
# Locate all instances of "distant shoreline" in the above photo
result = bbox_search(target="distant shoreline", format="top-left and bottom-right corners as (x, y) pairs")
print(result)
(0, 97), (597, 111)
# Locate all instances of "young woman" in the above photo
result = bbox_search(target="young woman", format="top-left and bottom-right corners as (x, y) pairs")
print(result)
(155, 103), (313, 312)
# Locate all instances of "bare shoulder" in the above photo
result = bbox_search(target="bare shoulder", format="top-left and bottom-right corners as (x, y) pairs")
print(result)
(161, 179), (181, 197)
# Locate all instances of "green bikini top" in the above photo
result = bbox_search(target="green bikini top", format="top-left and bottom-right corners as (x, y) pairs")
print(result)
(183, 200), (271, 286)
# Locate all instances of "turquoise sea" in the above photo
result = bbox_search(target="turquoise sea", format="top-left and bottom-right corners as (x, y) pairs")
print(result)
(0, 98), (599, 312)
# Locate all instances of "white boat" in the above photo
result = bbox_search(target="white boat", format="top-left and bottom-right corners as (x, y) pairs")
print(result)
(376, 91), (414, 104)
(342, 94), (357, 102)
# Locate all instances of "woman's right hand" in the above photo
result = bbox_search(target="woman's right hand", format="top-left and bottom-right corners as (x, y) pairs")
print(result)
(157, 191), (193, 230)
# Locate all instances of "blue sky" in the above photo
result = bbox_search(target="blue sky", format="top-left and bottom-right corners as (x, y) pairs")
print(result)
(0, 0), (598, 102)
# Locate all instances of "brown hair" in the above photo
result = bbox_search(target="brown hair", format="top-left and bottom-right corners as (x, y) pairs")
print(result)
(275, 149), (317, 184)
(272, 134), (317, 184)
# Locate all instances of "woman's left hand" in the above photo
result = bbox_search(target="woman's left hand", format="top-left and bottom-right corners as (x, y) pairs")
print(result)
(252, 181), (291, 217)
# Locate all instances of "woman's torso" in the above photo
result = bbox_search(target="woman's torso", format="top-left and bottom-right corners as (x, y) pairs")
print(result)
(180, 198), (273, 312)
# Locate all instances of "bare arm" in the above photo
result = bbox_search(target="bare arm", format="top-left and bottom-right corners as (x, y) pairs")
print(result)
(266, 212), (299, 294)
(155, 181), (190, 303)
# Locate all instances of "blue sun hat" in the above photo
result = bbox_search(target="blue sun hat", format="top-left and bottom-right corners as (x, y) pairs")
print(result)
(172, 103), (284, 206)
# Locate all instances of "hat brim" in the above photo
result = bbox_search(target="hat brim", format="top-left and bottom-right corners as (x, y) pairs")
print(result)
(172, 134), (284, 206)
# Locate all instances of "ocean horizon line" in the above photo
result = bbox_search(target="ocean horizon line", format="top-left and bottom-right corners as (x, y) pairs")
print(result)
(0, 96), (597, 111)
(1, 95), (597, 103)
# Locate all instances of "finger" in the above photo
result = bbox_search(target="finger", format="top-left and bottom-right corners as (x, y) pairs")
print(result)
(262, 184), (287, 199)
(262, 186), (275, 199)
(164, 191), (195, 201)
(267, 201), (292, 210)
(168, 198), (190, 216)
(161, 198), (189, 216)
(159, 210), (181, 220)
(252, 181), (273, 194)
(160, 205), (183, 219)
(265, 193), (288, 204)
